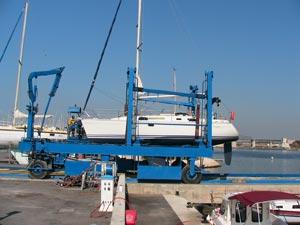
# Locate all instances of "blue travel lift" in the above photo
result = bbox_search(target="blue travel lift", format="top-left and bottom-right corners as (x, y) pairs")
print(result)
(19, 67), (214, 184)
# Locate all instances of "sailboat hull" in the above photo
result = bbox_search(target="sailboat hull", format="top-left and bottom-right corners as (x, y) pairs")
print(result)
(81, 115), (239, 146)
(0, 126), (66, 146)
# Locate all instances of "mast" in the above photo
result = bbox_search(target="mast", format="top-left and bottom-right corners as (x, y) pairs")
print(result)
(135, 0), (142, 85)
(173, 68), (177, 114)
(13, 1), (28, 126)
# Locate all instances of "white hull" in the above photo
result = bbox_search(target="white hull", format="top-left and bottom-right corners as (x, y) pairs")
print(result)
(209, 213), (287, 225)
(270, 200), (300, 224)
(273, 215), (300, 224)
(0, 125), (67, 146)
(81, 114), (239, 145)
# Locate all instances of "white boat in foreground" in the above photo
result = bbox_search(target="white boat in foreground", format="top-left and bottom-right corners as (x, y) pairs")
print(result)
(81, 113), (239, 146)
(207, 191), (300, 225)
(270, 200), (300, 224)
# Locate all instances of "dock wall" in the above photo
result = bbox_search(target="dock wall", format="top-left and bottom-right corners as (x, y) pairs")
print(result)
(127, 183), (300, 203)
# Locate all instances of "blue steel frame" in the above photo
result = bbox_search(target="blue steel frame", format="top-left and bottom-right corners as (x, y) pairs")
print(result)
(20, 67), (214, 181)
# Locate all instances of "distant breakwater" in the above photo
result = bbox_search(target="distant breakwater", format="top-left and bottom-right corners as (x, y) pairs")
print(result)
(232, 138), (299, 151)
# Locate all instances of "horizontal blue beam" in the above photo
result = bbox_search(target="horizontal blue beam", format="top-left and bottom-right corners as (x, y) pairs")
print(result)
(136, 87), (205, 99)
(20, 140), (213, 158)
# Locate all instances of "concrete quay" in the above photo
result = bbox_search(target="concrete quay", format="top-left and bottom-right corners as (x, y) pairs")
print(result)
(127, 183), (300, 204)
(0, 179), (205, 225)
(1, 175), (299, 225)
(0, 179), (111, 225)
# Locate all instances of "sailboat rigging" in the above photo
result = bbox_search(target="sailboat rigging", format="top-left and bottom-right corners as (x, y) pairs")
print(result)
(83, 0), (123, 112)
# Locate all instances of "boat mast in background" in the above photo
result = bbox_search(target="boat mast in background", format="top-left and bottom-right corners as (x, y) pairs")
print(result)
(135, 0), (143, 88)
(13, 1), (28, 126)
(173, 68), (177, 114)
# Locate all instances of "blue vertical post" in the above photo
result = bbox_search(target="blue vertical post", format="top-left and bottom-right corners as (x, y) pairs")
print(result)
(190, 86), (197, 114)
(189, 157), (196, 177)
(26, 103), (35, 140)
(125, 68), (135, 146)
(206, 71), (213, 149)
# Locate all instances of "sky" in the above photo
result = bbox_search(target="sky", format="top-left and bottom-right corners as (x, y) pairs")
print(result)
(0, 0), (300, 139)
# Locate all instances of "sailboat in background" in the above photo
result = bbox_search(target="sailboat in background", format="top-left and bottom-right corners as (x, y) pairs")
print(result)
(0, 2), (66, 148)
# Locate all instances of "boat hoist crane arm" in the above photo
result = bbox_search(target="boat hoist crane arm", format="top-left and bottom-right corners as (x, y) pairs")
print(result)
(26, 67), (65, 139)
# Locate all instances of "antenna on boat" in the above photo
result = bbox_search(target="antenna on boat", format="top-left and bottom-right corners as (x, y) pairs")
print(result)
(13, 1), (28, 126)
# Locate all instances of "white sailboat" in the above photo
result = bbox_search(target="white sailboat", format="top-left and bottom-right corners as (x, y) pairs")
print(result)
(0, 2), (66, 147)
(80, 0), (239, 151)
(81, 114), (239, 146)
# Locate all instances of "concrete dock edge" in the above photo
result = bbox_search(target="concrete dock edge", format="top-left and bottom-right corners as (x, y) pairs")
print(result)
(164, 195), (203, 225)
(110, 174), (126, 225)
(128, 183), (300, 203)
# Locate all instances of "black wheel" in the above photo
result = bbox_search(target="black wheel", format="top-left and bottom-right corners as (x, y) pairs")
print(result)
(28, 160), (49, 179)
(181, 165), (202, 184)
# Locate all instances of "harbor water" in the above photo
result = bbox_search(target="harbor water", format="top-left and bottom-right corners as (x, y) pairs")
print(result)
(2, 148), (300, 174)
(213, 148), (300, 174)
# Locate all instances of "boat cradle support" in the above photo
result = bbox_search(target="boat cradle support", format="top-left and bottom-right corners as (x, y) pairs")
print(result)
(19, 67), (214, 183)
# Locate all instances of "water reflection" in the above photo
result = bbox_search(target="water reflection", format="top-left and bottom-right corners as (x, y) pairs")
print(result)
(212, 149), (300, 174)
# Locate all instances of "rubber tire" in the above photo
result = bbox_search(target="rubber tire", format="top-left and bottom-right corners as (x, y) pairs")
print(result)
(181, 165), (202, 184)
(28, 160), (49, 179)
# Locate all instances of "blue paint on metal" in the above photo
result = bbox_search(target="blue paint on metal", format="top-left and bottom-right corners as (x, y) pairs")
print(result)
(137, 165), (182, 180)
(64, 159), (91, 176)
(206, 71), (213, 148)
(101, 155), (110, 162)
(136, 87), (205, 99)
(189, 158), (196, 177)
(125, 68), (135, 146)
(20, 140), (214, 157)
